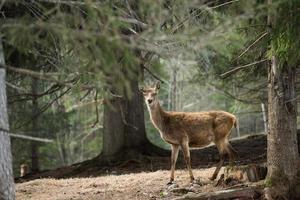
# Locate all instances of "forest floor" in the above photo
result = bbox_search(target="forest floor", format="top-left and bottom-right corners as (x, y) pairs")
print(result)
(16, 133), (300, 200)
(16, 168), (230, 200)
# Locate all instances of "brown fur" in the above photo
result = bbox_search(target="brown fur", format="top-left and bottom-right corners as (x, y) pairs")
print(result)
(141, 82), (238, 183)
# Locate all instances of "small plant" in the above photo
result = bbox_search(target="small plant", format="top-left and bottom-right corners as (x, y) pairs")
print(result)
(264, 177), (273, 187)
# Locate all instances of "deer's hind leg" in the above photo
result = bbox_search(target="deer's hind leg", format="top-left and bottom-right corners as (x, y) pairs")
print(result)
(210, 121), (238, 180)
(210, 140), (226, 180)
(225, 139), (238, 162)
(210, 138), (238, 180)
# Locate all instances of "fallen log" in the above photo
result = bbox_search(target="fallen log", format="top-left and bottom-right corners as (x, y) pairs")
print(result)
(173, 187), (261, 200)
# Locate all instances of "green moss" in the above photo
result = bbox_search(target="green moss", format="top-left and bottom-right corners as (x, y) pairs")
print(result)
(265, 177), (273, 187)
(265, 170), (289, 188)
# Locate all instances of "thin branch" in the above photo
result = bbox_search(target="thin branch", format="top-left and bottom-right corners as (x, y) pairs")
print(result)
(1, 63), (58, 76)
(235, 32), (268, 60)
(220, 59), (268, 78)
(285, 96), (300, 103)
(10, 83), (62, 99)
(118, 17), (148, 28)
(171, 0), (240, 33)
(208, 83), (261, 104)
(118, 101), (138, 130)
(142, 64), (165, 83)
(6, 81), (27, 92)
(35, 0), (87, 5)
(210, 0), (240, 9)
(15, 87), (72, 129)
(2, 64), (94, 90)
(8, 82), (72, 104)
(140, 52), (165, 83)
(80, 88), (93, 101)
(9, 133), (53, 143)
(66, 99), (104, 112)
(238, 84), (267, 96)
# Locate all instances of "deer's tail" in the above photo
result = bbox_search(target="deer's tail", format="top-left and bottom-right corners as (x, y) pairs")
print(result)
(233, 117), (240, 137)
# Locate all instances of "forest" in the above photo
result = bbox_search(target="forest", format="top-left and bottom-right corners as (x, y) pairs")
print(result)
(0, 0), (299, 199)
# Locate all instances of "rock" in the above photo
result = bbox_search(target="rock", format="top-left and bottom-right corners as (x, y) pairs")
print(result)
(166, 182), (179, 191)
(263, 187), (272, 200)
(110, 171), (118, 175)
(191, 178), (204, 186)
(169, 187), (190, 194)
(189, 183), (202, 191)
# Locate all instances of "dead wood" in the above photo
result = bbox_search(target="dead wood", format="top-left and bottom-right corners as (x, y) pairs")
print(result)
(173, 186), (262, 200)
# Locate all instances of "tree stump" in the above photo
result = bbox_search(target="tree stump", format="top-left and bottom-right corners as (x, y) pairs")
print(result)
(216, 164), (267, 187)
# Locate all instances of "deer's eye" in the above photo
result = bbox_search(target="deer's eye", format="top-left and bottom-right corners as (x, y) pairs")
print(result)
(152, 93), (157, 96)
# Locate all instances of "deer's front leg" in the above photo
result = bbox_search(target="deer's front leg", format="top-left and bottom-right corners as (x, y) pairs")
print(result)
(168, 144), (179, 184)
(181, 140), (195, 183)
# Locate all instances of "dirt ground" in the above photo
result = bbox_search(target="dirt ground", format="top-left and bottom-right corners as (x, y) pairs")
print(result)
(16, 168), (224, 200)
(16, 133), (300, 200)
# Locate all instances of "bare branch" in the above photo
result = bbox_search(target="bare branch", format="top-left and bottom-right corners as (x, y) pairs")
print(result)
(118, 101), (138, 130)
(142, 64), (165, 83)
(66, 99), (104, 112)
(208, 83), (261, 104)
(35, 0), (88, 6)
(6, 81), (27, 92)
(172, 0), (241, 33)
(220, 59), (268, 78)
(118, 17), (148, 28)
(9, 133), (53, 143)
(235, 32), (268, 60)
(15, 87), (72, 129)
(1, 64), (94, 90)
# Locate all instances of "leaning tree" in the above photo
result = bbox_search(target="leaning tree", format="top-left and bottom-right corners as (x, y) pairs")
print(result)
(0, 36), (15, 200)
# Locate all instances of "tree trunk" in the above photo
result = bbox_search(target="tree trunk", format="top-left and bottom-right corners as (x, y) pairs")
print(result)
(31, 78), (39, 173)
(102, 96), (125, 158)
(261, 103), (268, 134)
(0, 37), (15, 200)
(102, 65), (168, 161)
(266, 1), (299, 196)
(267, 57), (299, 186)
(169, 67), (178, 111)
(100, 1), (169, 162)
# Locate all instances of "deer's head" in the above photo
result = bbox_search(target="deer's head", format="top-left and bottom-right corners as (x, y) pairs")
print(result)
(140, 82), (160, 108)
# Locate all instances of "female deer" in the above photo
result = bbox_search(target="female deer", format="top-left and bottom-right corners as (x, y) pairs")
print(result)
(141, 82), (237, 185)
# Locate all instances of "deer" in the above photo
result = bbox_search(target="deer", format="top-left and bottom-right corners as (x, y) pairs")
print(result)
(141, 82), (238, 185)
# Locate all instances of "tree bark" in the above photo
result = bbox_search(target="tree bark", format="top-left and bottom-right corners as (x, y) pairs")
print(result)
(261, 103), (268, 134)
(31, 78), (39, 173)
(0, 37), (15, 200)
(171, 67), (177, 111)
(267, 57), (299, 184)
(102, 96), (125, 158)
(266, 0), (299, 195)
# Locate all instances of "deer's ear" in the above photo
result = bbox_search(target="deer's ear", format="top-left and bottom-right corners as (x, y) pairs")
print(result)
(155, 81), (160, 90)
(140, 87), (145, 93)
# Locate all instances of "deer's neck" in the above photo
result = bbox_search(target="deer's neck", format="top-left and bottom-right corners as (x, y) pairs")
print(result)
(147, 102), (166, 133)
